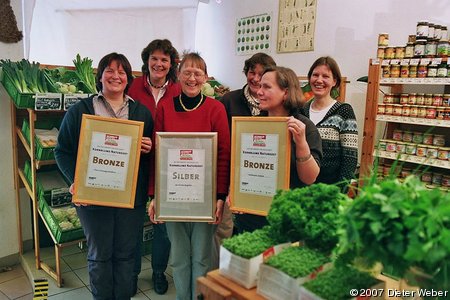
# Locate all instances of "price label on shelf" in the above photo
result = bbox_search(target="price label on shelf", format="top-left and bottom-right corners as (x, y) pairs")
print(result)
(409, 58), (420, 65)
(400, 59), (410, 66)
(431, 58), (442, 66)
(420, 58), (431, 65)
(390, 59), (400, 65)
(381, 59), (391, 66)
(372, 59), (380, 65)
(34, 93), (62, 111)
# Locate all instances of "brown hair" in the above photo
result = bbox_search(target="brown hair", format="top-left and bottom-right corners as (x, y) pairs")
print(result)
(307, 56), (342, 89)
(96, 52), (133, 94)
(140, 39), (179, 82)
(263, 66), (303, 113)
(178, 52), (208, 75)
(243, 52), (276, 75)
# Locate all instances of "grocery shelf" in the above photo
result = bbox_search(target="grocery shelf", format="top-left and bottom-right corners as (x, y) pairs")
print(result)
(374, 150), (450, 170)
(376, 115), (450, 128)
(379, 77), (450, 85)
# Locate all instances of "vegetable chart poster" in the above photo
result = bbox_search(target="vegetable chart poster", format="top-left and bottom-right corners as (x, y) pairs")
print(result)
(236, 13), (273, 56)
(277, 0), (317, 53)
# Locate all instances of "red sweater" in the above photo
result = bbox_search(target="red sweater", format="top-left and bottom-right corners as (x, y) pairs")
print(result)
(128, 76), (181, 196)
(156, 96), (231, 196)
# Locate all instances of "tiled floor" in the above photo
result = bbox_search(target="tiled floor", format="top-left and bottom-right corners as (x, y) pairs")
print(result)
(0, 244), (176, 299)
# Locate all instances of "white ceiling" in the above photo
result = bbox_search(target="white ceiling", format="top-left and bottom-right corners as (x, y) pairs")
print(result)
(51, 0), (208, 11)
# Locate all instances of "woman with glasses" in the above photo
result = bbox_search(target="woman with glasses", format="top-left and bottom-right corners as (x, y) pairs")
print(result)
(148, 52), (230, 300)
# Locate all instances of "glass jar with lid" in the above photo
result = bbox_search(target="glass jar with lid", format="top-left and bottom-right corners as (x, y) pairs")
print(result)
(414, 40), (427, 57)
(405, 42), (415, 58)
(418, 64), (428, 77)
(437, 63), (447, 77)
(441, 26), (448, 40)
(427, 23), (435, 39)
(416, 21), (429, 39)
(425, 39), (437, 57)
(427, 64), (438, 77)
(437, 40), (448, 57)
(434, 25), (442, 40)
(409, 65), (418, 77)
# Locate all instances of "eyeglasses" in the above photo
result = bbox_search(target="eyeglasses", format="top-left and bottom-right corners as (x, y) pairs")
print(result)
(181, 71), (205, 79)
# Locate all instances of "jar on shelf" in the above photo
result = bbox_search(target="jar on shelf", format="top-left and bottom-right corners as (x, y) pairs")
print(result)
(408, 93), (417, 105)
(418, 106), (427, 118)
(428, 23), (435, 39)
(437, 63), (448, 77)
(402, 131), (413, 142)
(438, 147), (449, 160)
(393, 104), (402, 116)
(446, 108), (450, 120)
(443, 94), (450, 106)
(416, 21), (429, 39)
(405, 43), (415, 58)
(436, 107), (445, 119)
(385, 47), (395, 59)
(377, 47), (386, 59)
(416, 144), (428, 157)
(405, 143), (416, 155)
(378, 33), (389, 46)
(377, 103), (386, 114)
(378, 139), (388, 151)
(432, 172), (443, 186)
(393, 94), (400, 104)
(426, 106), (437, 119)
(426, 146), (438, 159)
(424, 93), (434, 105)
(400, 65), (409, 77)
(423, 133), (434, 145)
(427, 64), (437, 77)
(385, 104), (394, 115)
(441, 26), (448, 40)
(443, 175), (450, 187)
(402, 105), (411, 116)
(396, 142), (406, 153)
(409, 64), (418, 77)
(416, 93), (425, 105)
(393, 129), (403, 141)
(434, 25), (442, 40)
(433, 134), (445, 147)
(401, 167), (412, 178)
(412, 131), (424, 144)
(425, 39), (438, 57)
(382, 65), (391, 77)
(417, 64), (428, 77)
(395, 46), (405, 59)
(391, 64), (400, 77)
(386, 140), (397, 152)
(410, 105), (419, 117)
(414, 39), (427, 57)
(437, 40), (449, 57)
(408, 35), (417, 43)
(433, 94), (443, 106)
(421, 171), (432, 184)
(400, 93), (409, 104)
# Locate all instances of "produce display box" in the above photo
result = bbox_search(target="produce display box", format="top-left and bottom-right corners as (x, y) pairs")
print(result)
(38, 194), (84, 244)
(21, 118), (61, 161)
(1, 71), (35, 108)
(219, 243), (290, 289)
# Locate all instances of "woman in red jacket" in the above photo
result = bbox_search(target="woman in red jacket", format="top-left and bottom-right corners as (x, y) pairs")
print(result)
(148, 52), (230, 300)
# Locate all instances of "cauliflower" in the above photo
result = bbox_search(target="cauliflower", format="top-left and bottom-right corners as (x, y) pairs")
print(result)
(201, 82), (215, 97)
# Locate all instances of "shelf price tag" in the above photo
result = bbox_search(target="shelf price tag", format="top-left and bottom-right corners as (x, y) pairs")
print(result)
(420, 58), (431, 65)
(400, 59), (410, 66)
(381, 59), (390, 66)
(390, 59), (400, 65)
(430, 58), (442, 66)
(409, 58), (420, 65)
(372, 59), (380, 65)
(63, 93), (89, 111)
(34, 93), (62, 111)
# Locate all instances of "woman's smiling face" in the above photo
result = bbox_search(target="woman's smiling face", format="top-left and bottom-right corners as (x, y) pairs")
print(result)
(178, 61), (207, 97)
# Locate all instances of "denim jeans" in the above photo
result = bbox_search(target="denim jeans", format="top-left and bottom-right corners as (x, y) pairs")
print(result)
(76, 205), (145, 300)
(166, 222), (216, 300)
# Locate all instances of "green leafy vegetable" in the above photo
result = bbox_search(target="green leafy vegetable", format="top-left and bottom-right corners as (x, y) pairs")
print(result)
(267, 183), (350, 253)
(222, 226), (276, 258)
(265, 246), (330, 278)
(72, 54), (97, 93)
(0, 59), (54, 93)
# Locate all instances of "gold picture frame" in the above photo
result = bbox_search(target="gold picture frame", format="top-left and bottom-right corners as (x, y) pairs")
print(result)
(230, 117), (291, 216)
(73, 114), (144, 208)
(155, 132), (218, 222)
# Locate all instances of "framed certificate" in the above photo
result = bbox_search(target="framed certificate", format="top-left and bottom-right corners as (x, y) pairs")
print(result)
(230, 117), (291, 216)
(155, 132), (217, 222)
(73, 114), (144, 208)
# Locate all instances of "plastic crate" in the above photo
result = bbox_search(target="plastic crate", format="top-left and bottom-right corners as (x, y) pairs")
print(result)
(39, 194), (84, 244)
(1, 71), (35, 108)
(21, 118), (61, 161)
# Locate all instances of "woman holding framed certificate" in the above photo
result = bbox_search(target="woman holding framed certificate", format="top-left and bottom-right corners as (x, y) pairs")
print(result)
(258, 66), (322, 190)
(148, 52), (230, 300)
(55, 53), (153, 299)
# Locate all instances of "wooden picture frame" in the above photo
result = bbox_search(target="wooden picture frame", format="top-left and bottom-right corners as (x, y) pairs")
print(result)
(155, 132), (218, 222)
(230, 117), (291, 216)
(73, 114), (144, 208)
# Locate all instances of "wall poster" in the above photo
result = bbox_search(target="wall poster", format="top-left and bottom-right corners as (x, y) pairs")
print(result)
(277, 0), (317, 53)
(236, 12), (273, 56)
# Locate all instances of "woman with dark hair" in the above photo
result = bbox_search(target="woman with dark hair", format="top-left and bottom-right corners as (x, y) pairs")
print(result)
(148, 52), (230, 300)
(220, 52), (276, 235)
(302, 56), (358, 189)
(55, 52), (153, 299)
(258, 65), (322, 190)
(128, 39), (181, 295)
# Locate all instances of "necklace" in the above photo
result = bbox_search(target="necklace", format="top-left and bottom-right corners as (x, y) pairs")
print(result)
(147, 76), (165, 89)
(179, 94), (204, 111)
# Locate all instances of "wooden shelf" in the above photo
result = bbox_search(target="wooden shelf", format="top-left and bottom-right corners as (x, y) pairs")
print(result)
(376, 115), (450, 128)
(374, 150), (450, 170)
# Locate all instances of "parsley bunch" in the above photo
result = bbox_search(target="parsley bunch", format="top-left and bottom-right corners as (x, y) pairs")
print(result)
(222, 226), (276, 258)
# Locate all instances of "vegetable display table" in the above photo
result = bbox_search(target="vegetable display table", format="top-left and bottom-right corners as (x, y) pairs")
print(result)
(202, 269), (266, 300)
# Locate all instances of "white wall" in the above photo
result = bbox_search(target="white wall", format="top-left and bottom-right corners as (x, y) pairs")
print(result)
(0, 0), (23, 262)
(195, 0), (450, 156)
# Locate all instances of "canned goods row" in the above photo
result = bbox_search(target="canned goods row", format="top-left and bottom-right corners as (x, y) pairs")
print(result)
(383, 93), (450, 106)
(382, 63), (449, 78)
(377, 103), (450, 120)
(377, 163), (449, 189)
(377, 40), (449, 59)
(391, 130), (445, 146)
(378, 139), (449, 161)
